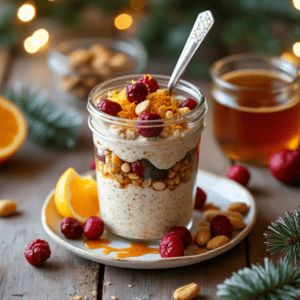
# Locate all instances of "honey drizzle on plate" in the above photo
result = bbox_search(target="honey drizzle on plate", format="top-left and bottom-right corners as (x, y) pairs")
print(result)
(84, 238), (159, 258)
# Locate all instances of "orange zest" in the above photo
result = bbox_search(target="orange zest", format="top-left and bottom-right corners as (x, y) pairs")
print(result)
(0, 96), (28, 165)
(54, 168), (100, 224)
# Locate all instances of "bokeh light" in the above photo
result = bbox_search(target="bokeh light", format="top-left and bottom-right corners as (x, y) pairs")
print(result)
(131, 0), (146, 10)
(293, 0), (300, 10)
(114, 14), (133, 30)
(17, 3), (36, 22)
(293, 42), (300, 57)
(32, 29), (49, 47)
(24, 36), (40, 54)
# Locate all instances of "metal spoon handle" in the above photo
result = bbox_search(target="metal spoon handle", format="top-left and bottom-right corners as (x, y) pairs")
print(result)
(167, 10), (214, 92)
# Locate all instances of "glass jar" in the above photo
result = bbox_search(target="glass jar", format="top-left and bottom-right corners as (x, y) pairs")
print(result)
(210, 54), (300, 166)
(87, 74), (207, 243)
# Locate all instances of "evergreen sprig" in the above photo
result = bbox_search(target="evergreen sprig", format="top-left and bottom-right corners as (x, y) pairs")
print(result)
(264, 207), (300, 264)
(1, 84), (82, 149)
(217, 258), (300, 300)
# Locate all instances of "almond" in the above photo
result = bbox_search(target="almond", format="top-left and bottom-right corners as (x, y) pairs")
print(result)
(195, 227), (211, 246)
(135, 100), (151, 115)
(206, 235), (229, 250)
(173, 283), (200, 300)
(227, 202), (248, 214)
(228, 216), (246, 230)
(203, 210), (243, 221)
(0, 200), (17, 217)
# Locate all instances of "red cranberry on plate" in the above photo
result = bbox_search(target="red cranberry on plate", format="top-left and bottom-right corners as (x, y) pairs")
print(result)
(194, 187), (207, 209)
(83, 216), (105, 240)
(168, 226), (192, 248)
(159, 233), (184, 258)
(61, 217), (83, 239)
(210, 215), (233, 237)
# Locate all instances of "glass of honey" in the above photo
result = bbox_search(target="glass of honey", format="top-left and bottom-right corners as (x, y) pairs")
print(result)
(210, 53), (300, 166)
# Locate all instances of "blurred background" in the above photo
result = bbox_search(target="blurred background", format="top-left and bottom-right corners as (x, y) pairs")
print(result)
(1, 0), (300, 78)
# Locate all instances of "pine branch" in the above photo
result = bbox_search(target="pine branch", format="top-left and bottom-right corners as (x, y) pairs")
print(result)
(217, 258), (300, 300)
(265, 207), (300, 264)
(1, 83), (82, 149)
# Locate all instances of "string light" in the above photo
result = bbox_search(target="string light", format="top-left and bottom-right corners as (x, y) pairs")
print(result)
(114, 14), (133, 30)
(32, 29), (49, 47)
(293, 0), (300, 10)
(24, 36), (40, 54)
(293, 42), (300, 57)
(17, 3), (36, 22)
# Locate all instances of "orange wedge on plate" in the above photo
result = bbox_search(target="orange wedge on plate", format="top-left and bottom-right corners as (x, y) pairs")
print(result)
(54, 168), (100, 224)
(0, 96), (28, 165)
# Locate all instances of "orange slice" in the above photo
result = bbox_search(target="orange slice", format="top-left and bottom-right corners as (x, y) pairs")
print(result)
(0, 96), (28, 164)
(54, 168), (100, 224)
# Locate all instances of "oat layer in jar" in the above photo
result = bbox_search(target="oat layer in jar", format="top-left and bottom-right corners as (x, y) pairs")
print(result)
(87, 74), (207, 242)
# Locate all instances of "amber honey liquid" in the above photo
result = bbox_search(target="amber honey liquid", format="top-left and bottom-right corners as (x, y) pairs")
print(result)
(212, 69), (300, 166)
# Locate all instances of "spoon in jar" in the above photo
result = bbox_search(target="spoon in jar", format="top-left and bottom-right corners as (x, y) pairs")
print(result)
(167, 10), (214, 92)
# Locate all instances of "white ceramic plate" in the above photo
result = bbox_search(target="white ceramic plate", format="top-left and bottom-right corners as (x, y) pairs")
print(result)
(41, 170), (257, 269)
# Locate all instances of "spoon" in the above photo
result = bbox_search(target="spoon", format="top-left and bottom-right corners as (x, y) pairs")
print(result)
(167, 10), (214, 92)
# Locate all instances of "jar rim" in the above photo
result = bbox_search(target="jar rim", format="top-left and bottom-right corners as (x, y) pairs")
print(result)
(87, 74), (207, 127)
(210, 53), (299, 93)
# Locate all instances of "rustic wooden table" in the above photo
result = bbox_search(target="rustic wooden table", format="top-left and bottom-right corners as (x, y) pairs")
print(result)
(0, 48), (299, 300)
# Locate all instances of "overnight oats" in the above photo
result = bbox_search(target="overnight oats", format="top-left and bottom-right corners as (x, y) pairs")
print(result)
(87, 74), (207, 242)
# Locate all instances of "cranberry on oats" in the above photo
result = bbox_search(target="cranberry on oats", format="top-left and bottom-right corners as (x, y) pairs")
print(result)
(87, 74), (207, 241)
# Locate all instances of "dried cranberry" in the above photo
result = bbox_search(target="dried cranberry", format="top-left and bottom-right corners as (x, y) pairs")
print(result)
(97, 99), (122, 116)
(24, 239), (51, 267)
(210, 215), (233, 237)
(83, 216), (104, 240)
(194, 187), (207, 209)
(268, 149), (300, 185)
(60, 218), (83, 239)
(136, 112), (163, 137)
(226, 165), (250, 187)
(132, 159), (149, 177)
(97, 154), (105, 163)
(137, 76), (159, 93)
(151, 167), (168, 181)
(168, 227), (192, 248)
(180, 98), (198, 110)
(159, 233), (184, 258)
(90, 158), (96, 170)
(125, 82), (148, 103)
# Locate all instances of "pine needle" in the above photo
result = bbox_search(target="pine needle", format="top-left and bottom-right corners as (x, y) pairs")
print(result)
(217, 258), (300, 300)
(265, 206), (300, 264)
(1, 83), (82, 149)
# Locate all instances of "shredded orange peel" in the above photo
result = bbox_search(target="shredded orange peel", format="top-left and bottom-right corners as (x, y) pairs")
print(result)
(105, 75), (186, 131)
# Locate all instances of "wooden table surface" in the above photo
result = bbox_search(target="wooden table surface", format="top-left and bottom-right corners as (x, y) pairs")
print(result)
(0, 48), (299, 300)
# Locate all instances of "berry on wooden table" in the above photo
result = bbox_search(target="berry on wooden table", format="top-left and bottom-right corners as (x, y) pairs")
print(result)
(24, 239), (51, 267)
(226, 165), (250, 187)
(268, 149), (300, 185)
(159, 233), (184, 258)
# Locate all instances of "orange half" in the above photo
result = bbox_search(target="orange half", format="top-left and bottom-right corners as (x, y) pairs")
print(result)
(54, 168), (100, 224)
(0, 96), (28, 164)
